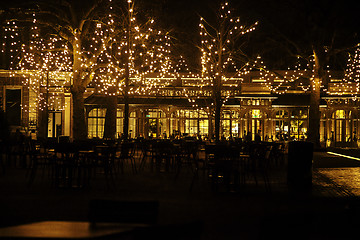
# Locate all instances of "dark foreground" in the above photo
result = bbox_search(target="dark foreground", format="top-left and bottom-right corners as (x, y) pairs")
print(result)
(1, 149), (360, 240)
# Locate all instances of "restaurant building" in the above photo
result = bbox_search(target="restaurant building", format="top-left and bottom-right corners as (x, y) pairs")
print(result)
(1, 69), (359, 148)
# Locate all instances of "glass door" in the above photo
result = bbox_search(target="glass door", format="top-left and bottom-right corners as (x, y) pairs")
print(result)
(251, 119), (262, 141)
(48, 111), (62, 138)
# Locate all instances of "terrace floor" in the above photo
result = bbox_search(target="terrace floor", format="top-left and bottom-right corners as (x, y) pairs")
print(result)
(1, 149), (360, 239)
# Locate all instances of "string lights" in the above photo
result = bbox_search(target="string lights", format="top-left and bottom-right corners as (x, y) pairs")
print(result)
(183, 1), (258, 108)
(2, 0), (359, 117)
(91, 0), (176, 97)
(3, 12), (72, 120)
(344, 44), (360, 97)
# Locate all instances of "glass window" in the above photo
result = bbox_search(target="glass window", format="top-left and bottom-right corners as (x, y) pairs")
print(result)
(116, 111), (137, 138)
(171, 109), (209, 138)
(222, 111), (231, 119)
(291, 109), (308, 119)
(252, 99), (260, 105)
(333, 110), (352, 120)
(185, 119), (198, 135)
(320, 120), (326, 142)
(232, 119), (239, 137)
(251, 109), (262, 118)
(143, 109), (165, 138)
(88, 118), (97, 138)
(221, 119), (231, 139)
(232, 111), (240, 118)
(290, 119), (307, 140)
(198, 109), (208, 118)
(117, 110), (123, 118)
(276, 110), (288, 118)
(288, 109), (308, 140)
(88, 108), (106, 138)
(199, 119), (209, 136)
(275, 119), (289, 141)
(335, 110), (345, 119)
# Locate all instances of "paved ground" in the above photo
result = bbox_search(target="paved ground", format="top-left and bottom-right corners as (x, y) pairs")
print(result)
(1, 149), (360, 239)
(313, 150), (360, 197)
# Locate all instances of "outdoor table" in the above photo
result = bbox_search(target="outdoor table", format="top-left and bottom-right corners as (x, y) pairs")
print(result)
(0, 221), (144, 239)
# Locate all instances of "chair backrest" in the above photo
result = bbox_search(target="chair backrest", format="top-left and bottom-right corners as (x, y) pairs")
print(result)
(88, 199), (159, 225)
(120, 142), (135, 158)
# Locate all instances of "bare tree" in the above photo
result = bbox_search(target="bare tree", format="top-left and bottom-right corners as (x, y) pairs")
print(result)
(97, 0), (173, 140)
(198, 1), (258, 141)
(260, 0), (360, 148)
(26, 0), (113, 140)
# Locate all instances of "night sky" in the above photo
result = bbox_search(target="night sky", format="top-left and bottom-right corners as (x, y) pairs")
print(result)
(140, 0), (360, 69)
(2, 0), (359, 70)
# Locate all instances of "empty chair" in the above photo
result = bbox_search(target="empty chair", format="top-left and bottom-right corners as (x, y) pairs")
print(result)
(151, 140), (175, 172)
(247, 143), (273, 191)
(138, 139), (152, 171)
(93, 145), (117, 187)
(258, 144), (273, 191)
(88, 199), (159, 225)
(117, 142), (137, 173)
(27, 139), (52, 186)
(206, 144), (235, 192)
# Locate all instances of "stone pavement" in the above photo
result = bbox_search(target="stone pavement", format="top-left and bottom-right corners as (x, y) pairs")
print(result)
(1, 150), (360, 239)
(312, 151), (360, 198)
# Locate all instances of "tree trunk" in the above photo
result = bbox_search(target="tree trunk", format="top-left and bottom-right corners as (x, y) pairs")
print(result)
(37, 72), (49, 139)
(122, 64), (130, 140)
(71, 34), (88, 141)
(214, 94), (221, 142)
(103, 95), (117, 139)
(214, 75), (222, 142)
(37, 107), (48, 139)
(71, 86), (87, 141)
(122, 19), (131, 141)
(308, 80), (321, 148)
(123, 95), (129, 140)
(123, 24), (130, 140)
(307, 49), (323, 149)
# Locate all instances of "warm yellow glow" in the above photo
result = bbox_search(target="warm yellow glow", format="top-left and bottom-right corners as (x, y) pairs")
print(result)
(327, 152), (360, 162)
(4, 0), (359, 114)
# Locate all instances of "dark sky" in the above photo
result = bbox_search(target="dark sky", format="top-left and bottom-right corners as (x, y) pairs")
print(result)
(3, 0), (359, 69)
(140, 0), (359, 66)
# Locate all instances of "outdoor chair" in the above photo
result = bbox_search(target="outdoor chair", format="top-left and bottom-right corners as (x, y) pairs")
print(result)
(174, 140), (199, 177)
(117, 141), (137, 173)
(258, 144), (273, 191)
(271, 142), (286, 166)
(206, 144), (236, 192)
(93, 144), (117, 188)
(138, 139), (152, 171)
(27, 139), (53, 186)
(52, 142), (79, 188)
(9, 133), (27, 168)
(151, 140), (175, 172)
(247, 143), (273, 191)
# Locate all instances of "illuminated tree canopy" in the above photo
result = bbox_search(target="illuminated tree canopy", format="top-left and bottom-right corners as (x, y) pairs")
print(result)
(196, 1), (259, 141)
(1, 0), (359, 142)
